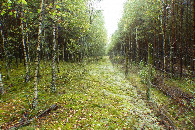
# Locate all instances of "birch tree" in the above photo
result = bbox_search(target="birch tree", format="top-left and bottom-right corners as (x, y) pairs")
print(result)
(33, 0), (44, 108)
(21, 2), (30, 82)
(51, 0), (57, 92)
(0, 72), (4, 95)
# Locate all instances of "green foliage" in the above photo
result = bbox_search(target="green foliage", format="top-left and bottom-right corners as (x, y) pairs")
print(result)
(0, 0), (107, 65)
(107, 0), (194, 79)
(138, 61), (156, 84)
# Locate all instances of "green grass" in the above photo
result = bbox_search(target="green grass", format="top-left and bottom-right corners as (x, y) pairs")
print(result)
(109, 56), (194, 129)
(1, 57), (194, 129)
(164, 77), (195, 95)
(125, 61), (194, 129)
(0, 57), (165, 129)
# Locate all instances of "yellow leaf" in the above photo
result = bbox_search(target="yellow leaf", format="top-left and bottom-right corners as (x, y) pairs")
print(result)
(56, 5), (60, 9)
(9, 11), (13, 16)
(22, 0), (27, 5)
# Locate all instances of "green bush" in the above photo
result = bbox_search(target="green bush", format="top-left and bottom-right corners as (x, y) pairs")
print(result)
(138, 61), (156, 84)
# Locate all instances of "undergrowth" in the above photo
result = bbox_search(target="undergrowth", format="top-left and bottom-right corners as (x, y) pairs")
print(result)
(0, 57), (164, 129)
(110, 56), (194, 129)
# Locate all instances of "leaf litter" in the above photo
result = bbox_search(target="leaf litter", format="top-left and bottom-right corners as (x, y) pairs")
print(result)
(1, 58), (166, 129)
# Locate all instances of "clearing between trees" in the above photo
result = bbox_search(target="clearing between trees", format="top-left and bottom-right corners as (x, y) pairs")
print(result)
(1, 57), (194, 129)
(0, 57), (166, 129)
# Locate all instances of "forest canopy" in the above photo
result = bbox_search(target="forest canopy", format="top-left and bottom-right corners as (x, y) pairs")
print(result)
(0, 0), (107, 63)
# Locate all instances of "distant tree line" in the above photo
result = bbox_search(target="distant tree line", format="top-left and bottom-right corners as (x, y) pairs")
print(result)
(107, 0), (194, 78)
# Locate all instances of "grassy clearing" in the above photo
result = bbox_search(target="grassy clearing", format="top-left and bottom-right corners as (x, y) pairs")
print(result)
(0, 57), (165, 129)
(112, 58), (194, 129)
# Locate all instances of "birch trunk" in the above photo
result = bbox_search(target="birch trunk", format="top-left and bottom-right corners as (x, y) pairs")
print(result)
(51, 23), (57, 92)
(161, 0), (166, 78)
(147, 43), (153, 100)
(57, 25), (60, 73)
(50, 0), (57, 93)
(27, 23), (31, 76)
(0, 73), (4, 95)
(21, 5), (29, 82)
(33, 0), (44, 108)
(0, 22), (10, 79)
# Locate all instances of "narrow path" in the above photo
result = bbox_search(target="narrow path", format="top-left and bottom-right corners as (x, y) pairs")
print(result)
(34, 57), (166, 129)
(81, 57), (165, 129)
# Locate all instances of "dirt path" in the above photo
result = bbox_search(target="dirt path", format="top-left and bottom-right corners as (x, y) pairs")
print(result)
(12, 57), (165, 129)
(82, 57), (165, 129)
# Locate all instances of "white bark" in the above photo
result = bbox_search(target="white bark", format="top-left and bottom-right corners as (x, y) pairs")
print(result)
(21, 8), (29, 82)
(51, 23), (57, 92)
(33, 0), (44, 108)
(0, 73), (4, 95)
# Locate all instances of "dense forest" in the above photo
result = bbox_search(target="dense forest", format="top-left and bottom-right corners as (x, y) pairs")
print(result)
(106, 0), (195, 128)
(0, 0), (107, 96)
(106, 0), (195, 129)
(0, 0), (194, 129)
(107, 0), (194, 78)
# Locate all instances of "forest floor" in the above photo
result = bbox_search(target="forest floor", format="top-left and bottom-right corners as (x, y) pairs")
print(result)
(0, 57), (194, 129)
